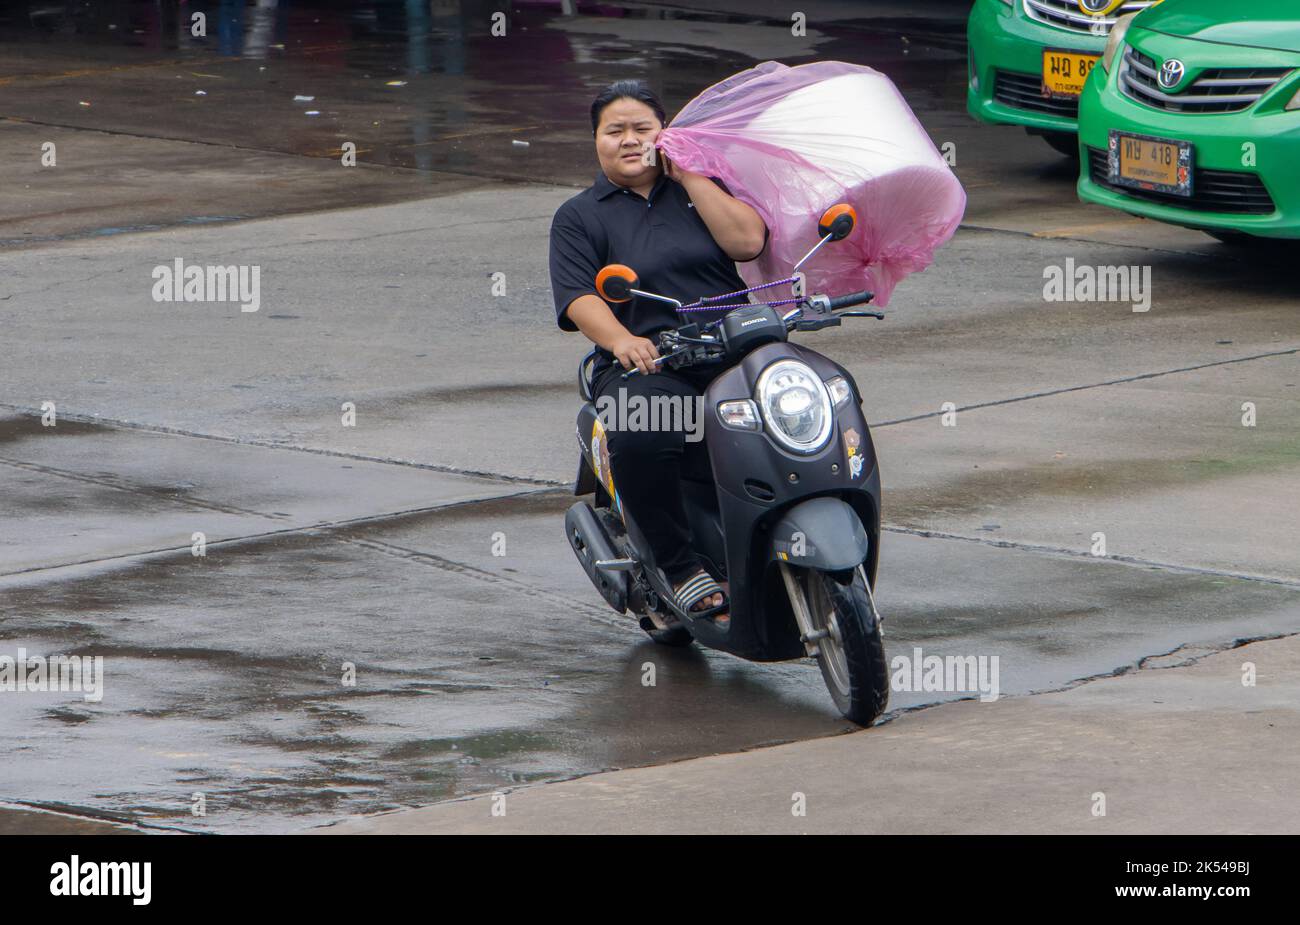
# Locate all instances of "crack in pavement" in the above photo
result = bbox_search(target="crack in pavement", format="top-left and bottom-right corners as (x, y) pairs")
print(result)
(858, 631), (1300, 731)
(0, 263), (132, 300)
(310, 628), (1300, 829)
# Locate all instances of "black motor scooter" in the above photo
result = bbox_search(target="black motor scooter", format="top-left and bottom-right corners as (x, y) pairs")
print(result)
(564, 205), (889, 725)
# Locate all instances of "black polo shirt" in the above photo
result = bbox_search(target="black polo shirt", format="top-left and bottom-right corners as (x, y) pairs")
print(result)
(549, 170), (766, 376)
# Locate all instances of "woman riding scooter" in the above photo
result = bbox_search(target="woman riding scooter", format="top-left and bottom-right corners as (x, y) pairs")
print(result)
(548, 80), (769, 623)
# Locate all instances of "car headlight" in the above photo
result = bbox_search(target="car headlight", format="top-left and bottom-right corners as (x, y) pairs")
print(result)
(1101, 12), (1136, 72)
(755, 360), (834, 455)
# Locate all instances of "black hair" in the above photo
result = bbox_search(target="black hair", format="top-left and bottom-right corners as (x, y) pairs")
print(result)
(590, 80), (667, 135)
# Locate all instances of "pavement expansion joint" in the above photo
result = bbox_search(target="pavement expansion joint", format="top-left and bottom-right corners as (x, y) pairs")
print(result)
(0, 454), (289, 520)
(0, 405), (566, 487)
(959, 221), (1284, 262)
(883, 525), (1300, 591)
(0, 114), (590, 193)
(873, 346), (1300, 429)
(0, 486), (564, 582)
(0, 799), (198, 835)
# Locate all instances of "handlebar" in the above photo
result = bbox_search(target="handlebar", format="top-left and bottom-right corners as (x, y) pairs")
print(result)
(619, 290), (880, 379)
(827, 289), (874, 311)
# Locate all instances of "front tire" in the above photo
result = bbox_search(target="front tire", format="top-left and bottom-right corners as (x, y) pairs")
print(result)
(1207, 230), (1252, 246)
(792, 566), (889, 726)
(1038, 130), (1080, 160)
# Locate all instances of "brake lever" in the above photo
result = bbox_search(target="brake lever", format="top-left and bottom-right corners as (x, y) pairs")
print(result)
(621, 345), (695, 379)
(621, 353), (670, 380)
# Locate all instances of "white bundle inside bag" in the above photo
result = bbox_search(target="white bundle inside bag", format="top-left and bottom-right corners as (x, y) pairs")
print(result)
(656, 61), (966, 305)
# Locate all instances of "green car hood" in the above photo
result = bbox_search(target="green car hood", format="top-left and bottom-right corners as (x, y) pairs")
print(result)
(1138, 0), (1300, 54)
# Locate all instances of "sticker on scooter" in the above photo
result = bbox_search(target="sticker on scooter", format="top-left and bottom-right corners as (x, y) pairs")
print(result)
(591, 418), (622, 515)
(844, 427), (864, 478)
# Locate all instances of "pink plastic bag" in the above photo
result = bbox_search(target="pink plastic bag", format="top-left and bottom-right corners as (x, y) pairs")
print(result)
(656, 60), (965, 306)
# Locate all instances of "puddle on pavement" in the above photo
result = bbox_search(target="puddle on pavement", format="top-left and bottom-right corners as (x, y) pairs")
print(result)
(0, 1), (967, 201)
(6, 484), (1298, 831)
(0, 414), (111, 445)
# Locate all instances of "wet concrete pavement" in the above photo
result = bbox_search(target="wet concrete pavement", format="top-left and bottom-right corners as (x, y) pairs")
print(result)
(1, 1), (1298, 833)
(5, 429), (1297, 831)
(322, 633), (1300, 834)
(1, 0), (968, 241)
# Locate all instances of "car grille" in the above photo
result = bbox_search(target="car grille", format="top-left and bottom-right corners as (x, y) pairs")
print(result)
(1119, 47), (1292, 113)
(1086, 147), (1276, 214)
(993, 69), (1079, 117)
(1022, 0), (1157, 37)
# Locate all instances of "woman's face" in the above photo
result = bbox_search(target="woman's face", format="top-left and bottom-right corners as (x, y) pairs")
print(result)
(595, 98), (663, 187)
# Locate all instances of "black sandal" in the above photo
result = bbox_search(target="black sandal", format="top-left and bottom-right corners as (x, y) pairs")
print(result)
(672, 569), (729, 622)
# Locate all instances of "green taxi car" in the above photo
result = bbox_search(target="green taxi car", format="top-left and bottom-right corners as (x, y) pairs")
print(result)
(968, 0), (1165, 156)
(1077, 0), (1300, 241)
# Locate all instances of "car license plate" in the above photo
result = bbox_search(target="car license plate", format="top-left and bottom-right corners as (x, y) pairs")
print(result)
(1042, 49), (1099, 98)
(1109, 131), (1194, 197)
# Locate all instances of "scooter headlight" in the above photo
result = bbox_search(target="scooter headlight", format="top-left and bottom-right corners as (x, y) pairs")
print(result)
(755, 360), (834, 455)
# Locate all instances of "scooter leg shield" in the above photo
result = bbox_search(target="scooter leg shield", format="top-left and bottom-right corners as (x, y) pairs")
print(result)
(770, 496), (870, 572)
(565, 501), (629, 613)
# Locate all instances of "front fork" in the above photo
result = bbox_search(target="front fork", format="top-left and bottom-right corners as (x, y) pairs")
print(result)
(778, 562), (883, 658)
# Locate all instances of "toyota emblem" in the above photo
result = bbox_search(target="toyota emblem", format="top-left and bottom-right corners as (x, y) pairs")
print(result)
(1159, 59), (1186, 90)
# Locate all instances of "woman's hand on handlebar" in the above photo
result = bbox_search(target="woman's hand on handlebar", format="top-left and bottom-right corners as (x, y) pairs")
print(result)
(564, 297), (661, 377)
(612, 333), (660, 376)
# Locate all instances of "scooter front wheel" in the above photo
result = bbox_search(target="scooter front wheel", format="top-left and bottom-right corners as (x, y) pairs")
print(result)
(784, 564), (889, 726)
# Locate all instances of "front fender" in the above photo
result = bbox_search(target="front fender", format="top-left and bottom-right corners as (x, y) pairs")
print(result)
(769, 496), (869, 572)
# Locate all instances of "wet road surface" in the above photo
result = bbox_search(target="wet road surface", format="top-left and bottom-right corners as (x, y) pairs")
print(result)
(1, 0), (968, 241)
(1, 1), (1297, 832)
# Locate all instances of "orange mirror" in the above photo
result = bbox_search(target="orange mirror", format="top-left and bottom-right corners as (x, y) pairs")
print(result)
(817, 204), (856, 242)
(596, 264), (638, 303)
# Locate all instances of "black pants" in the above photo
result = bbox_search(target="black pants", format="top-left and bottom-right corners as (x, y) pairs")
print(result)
(593, 362), (724, 586)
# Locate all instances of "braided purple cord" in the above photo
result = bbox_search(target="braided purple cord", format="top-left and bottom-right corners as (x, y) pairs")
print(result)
(677, 297), (803, 314)
(678, 275), (800, 310)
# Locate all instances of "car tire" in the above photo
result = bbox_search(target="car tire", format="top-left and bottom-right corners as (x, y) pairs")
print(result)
(1039, 131), (1080, 160)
